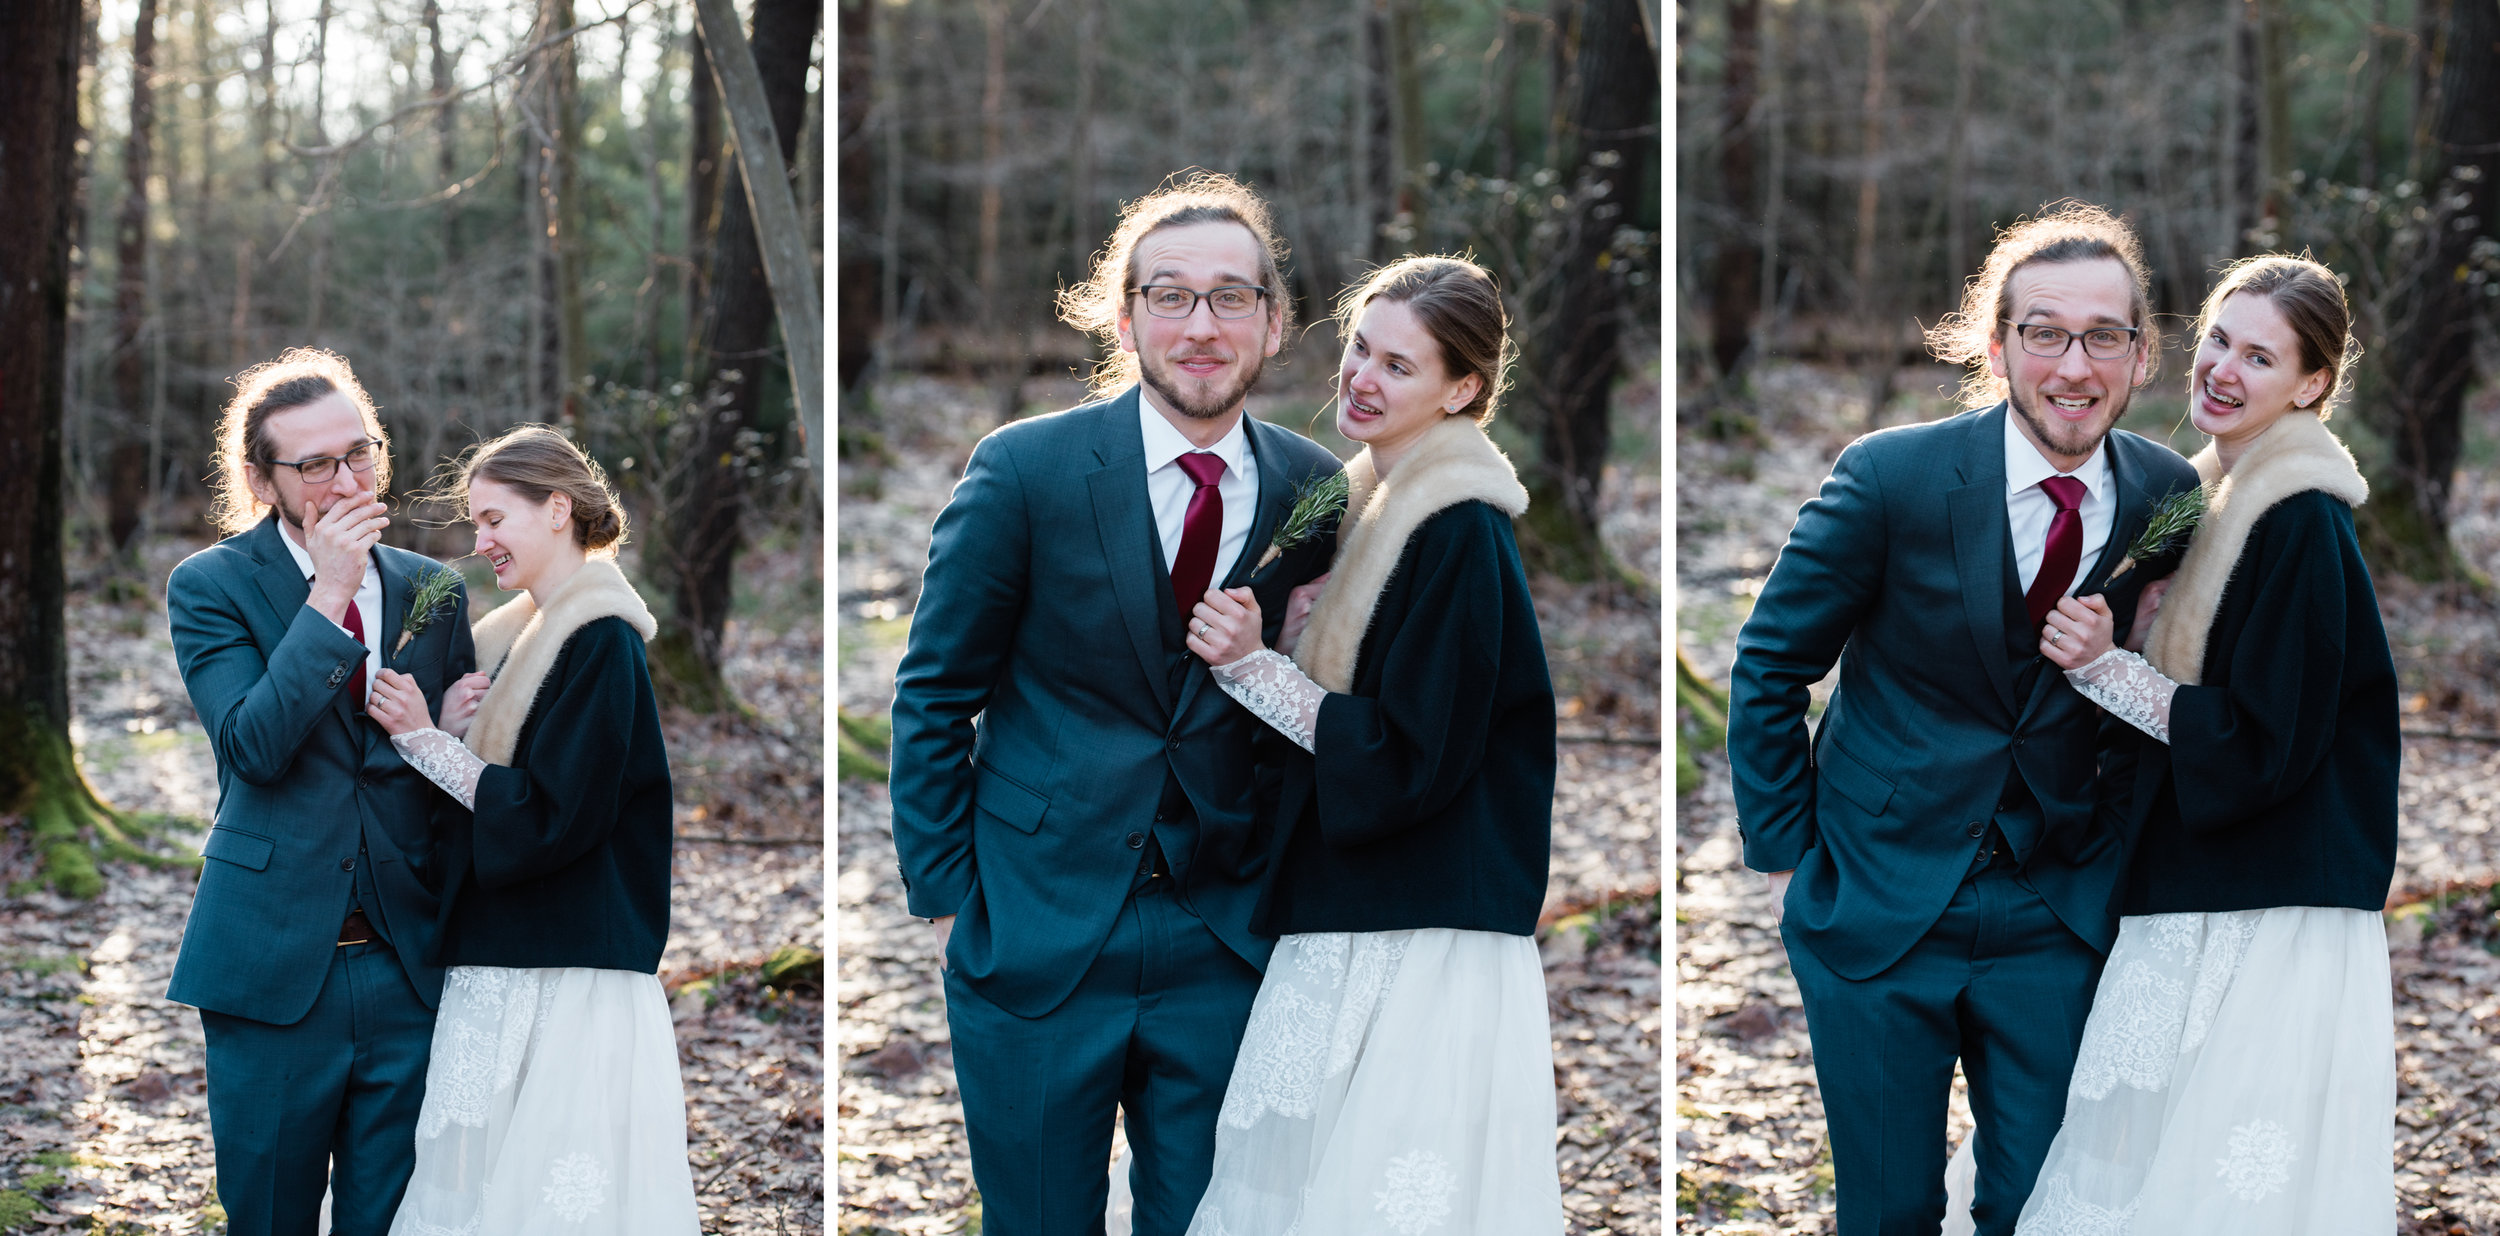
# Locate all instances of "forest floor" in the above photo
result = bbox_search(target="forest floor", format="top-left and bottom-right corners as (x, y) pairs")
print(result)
(0, 534), (825, 1234)
(1677, 362), (2500, 1234)
(834, 374), (1665, 1233)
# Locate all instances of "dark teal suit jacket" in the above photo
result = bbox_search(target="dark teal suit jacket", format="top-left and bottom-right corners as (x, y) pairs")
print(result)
(166, 513), (476, 1022)
(1728, 404), (2200, 979)
(890, 387), (1342, 1019)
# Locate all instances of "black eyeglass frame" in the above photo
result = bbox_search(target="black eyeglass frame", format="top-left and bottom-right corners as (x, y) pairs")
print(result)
(267, 439), (381, 485)
(2002, 321), (2145, 361)
(1129, 284), (1272, 321)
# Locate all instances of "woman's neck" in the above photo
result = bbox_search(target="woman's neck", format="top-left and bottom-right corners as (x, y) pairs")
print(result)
(523, 552), (591, 610)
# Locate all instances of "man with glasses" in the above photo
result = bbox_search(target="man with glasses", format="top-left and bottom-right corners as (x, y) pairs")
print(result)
(889, 172), (1343, 1232)
(165, 347), (482, 1234)
(1726, 204), (2202, 1234)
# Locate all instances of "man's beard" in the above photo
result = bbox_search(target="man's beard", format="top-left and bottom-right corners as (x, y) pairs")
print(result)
(1140, 352), (1265, 422)
(2009, 383), (2129, 461)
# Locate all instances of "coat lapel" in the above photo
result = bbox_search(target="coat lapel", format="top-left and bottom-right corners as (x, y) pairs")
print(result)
(1085, 389), (1176, 716)
(1174, 415), (1299, 718)
(247, 517), (313, 639)
(2075, 434), (2142, 597)
(1946, 406), (2020, 719)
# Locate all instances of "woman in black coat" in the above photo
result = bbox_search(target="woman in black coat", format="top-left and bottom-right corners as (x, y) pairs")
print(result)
(1179, 256), (1563, 1234)
(367, 425), (697, 1235)
(2016, 255), (2398, 1230)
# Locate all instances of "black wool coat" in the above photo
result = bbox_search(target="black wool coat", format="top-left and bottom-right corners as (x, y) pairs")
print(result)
(1251, 500), (1556, 937)
(2120, 490), (2400, 915)
(432, 616), (675, 972)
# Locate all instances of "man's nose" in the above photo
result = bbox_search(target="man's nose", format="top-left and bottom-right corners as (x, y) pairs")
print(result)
(2054, 338), (2096, 381)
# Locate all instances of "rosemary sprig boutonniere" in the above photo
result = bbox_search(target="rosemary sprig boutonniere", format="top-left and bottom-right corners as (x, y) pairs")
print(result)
(1255, 469), (1351, 569)
(2096, 483), (2207, 592)
(390, 567), (462, 667)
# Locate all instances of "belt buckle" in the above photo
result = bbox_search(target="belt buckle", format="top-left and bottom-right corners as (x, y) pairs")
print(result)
(338, 910), (374, 948)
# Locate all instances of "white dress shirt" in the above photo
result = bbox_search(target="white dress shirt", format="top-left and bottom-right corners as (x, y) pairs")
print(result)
(1140, 399), (1260, 588)
(278, 517), (383, 707)
(2004, 410), (2115, 598)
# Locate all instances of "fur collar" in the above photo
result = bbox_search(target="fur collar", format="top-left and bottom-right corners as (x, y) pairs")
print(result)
(465, 557), (657, 764)
(2143, 412), (2367, 684)
(1292, 414), (1529, 693)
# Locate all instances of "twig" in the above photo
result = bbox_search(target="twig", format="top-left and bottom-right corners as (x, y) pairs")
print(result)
(1557, 731), (1662, 746)
(1561, 1112), (1658, 1188)
(675, 833), (820, 846)
(2402, 725), (2500, 743)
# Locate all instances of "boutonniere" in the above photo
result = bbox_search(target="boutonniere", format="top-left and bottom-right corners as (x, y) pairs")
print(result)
(391, 567), (462, 667)
(2092, 483), (2207, 593)
(1254, 469), (1351, 569)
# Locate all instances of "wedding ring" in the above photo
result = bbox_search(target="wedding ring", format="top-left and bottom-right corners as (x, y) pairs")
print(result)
(2049, 629), (2064, 645)
(1194, 621), (1208, 637)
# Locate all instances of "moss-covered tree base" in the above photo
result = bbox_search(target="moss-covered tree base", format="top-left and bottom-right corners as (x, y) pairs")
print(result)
(2357, 495), (2472, 588)
(2, 707), (199, 899)
(1517, 474), (1650, 593)
(649, 626), (744, 716)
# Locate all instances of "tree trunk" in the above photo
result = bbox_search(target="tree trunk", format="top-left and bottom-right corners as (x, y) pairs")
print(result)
(688, 23), (722, 365)
(1522, 0), (1657, 582)
(2371, 0), (2498, 573)
(520, 0), (585, 425)
(975, 0), (1007, 334)
(1851, 0), (1891, 428)
(427, 0), (459, 265)
(1386, 0), (1428, 241)
(1, 0), (128, 898)
(660, 0), (820, 711)
(108, 0), (160, 552)
(1709, 0), (1759, 380)
(836, 0), (877, 394)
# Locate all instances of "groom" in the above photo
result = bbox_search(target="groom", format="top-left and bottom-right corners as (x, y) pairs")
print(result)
(167, 348), (477, 1234)
(890, 171), (1341, 1231)
(1728, 204), (2199, 1234)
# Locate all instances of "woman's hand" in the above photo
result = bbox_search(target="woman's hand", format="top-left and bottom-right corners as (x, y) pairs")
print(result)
(366, 668), (436, 736)
(1186, 586), (1266, 667)
(1275, 572), (1330, 658)
(2125, 577), (2173, 654)
(437, 672), (493, 739)
(2041, 594), (2117, 670)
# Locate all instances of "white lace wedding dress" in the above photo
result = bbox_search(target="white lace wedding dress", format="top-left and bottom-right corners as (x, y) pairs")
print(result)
(1950, 649), (2395, 1235)
(1183, 651), (1563, 1236)
(386, 727), (700, 1236)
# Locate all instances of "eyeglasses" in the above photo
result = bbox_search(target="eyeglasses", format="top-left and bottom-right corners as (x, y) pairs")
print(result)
(1132, 284), (1269, 320)
(270, 440), (379, 484)
(2006, 322), (2142, 361)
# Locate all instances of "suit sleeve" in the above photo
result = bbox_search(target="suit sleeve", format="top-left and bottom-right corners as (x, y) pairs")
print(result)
(888, 431), (1033, 918)
(1309, 504), (1527, 848)
(466, 620), (646, 889)
(1727, 440), (1890, 873)
(2166, 494), (2363, 832)
(168, 556), (370, 787)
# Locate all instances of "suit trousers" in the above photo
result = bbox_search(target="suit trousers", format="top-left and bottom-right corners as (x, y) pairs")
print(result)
(1784, 848), (2102, 1236)
(198, 938), (435, 1236)
(947, 877), (1263, 1235)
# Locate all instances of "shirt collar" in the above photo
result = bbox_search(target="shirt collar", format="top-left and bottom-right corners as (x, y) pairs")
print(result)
(1139, 393), (1252, 479)
(2003, 406), (2112, 502)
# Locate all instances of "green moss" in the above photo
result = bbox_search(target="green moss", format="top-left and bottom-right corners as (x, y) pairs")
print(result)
(836, 709), (890, 783)
(760, 945), (823, 993)
(0, 1189), (40, 1231)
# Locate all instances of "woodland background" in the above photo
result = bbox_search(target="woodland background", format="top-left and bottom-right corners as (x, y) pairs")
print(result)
(0, 0), (827, 1229)
(1678, 0), (2500, 1230)
(833, 0), (1666, 1229)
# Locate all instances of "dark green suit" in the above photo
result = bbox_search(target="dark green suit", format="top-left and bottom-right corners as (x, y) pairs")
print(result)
(1728, 405), (2197, 1235)
(890, 387), (1339, 1232)
(167, 512), (475, 1235)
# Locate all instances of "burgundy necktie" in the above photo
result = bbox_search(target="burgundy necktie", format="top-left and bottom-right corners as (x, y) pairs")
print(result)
(1171, 452), (1227, 617)
(343, 597), (368, 710)
(2025, 474), (2089, 629)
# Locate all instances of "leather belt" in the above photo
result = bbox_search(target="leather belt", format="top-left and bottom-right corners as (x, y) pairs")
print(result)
(338, 909), (376, 947)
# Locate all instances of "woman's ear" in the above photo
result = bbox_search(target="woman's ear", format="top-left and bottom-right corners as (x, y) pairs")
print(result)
(547, 490), (573, 532)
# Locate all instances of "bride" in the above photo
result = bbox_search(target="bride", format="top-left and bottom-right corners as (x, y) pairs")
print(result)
(1180, 255), (1565, 1233)
(366, 425), (699, 1234)
(2015, 253), (2400, 1231)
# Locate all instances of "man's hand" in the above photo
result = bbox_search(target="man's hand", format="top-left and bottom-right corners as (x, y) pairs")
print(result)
(929, 915), (955, 970)
(1276, 572), (1330, 658)
(2125, 577), (2172, 654)
(1766, 869), (1795, 924)
(1186, 586), (1266, 667)
(366, 668), (434, 736)
(437, 672), (493, 739)
(304, 497), (388, 621)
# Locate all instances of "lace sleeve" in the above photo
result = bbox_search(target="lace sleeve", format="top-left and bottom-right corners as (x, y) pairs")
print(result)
(2065, 648), (2176, 744)
(390, 726), (486, 809)
(1209, 649), (1324, 752)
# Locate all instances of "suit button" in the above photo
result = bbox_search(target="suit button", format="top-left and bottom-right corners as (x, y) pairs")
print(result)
(1966, 821), (1985, 838)
(1155, 811), (1172, 823)
(340, 857), (355, 872)
(1168, 738), (1181, 751)
(1126, 832), (1146, 849)
(2013, 736), (2027, 748)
